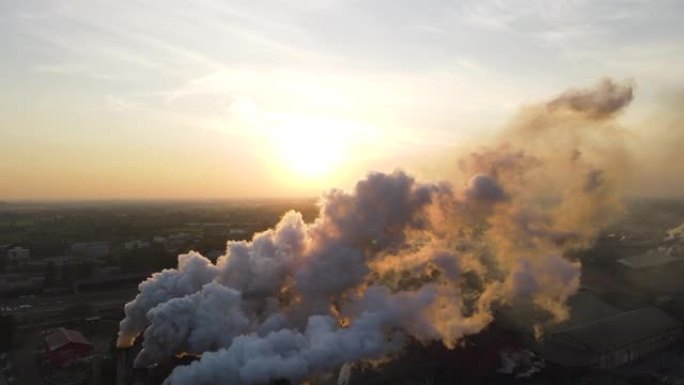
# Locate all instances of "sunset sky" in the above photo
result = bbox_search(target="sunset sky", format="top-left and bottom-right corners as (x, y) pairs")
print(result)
(1, 0), (684, 200)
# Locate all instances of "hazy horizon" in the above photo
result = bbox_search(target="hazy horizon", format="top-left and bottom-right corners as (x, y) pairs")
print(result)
(2, 1), (684, 200)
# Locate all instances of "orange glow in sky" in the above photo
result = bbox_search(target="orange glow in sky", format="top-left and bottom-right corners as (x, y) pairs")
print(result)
(1, 1), (684, 199)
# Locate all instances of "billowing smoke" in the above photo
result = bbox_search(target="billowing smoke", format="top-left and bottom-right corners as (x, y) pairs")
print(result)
(546, 77), (633, 120)
(118, 78), (633, 384)
(665, 222), (684, 242)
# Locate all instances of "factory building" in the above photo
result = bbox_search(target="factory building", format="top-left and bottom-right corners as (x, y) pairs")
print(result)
(542, 307), (682, 368)
(616, 247), (684, 293)
(6, 247), (29, 264)
(44, 328), (94, 367)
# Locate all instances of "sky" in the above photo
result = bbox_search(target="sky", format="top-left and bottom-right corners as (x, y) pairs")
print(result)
(1, 0), (684, 200)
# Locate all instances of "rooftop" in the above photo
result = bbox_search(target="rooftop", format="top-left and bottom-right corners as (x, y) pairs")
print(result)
(546, 288), (622, 333)
(617, 248), (684, 269)
(550, 307), (681, 354)
(44, 328), (92, 351)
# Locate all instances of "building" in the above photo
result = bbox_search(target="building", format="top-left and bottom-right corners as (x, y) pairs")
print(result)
(498, 288), (621, 341)
(26, 255), (87, 268)
(0, 273), (44, 296)
(6, 247), (29, 264)
(616, 247), (684, 292)
(617, 247), (683, 270)
(70, 242), (110, 258)
(164, 233), (201, 252)
(124, 240), (151, 251)
(44, 328), (94, 367)
(544, 288), (622, 333)
(542, 307), (682, 368)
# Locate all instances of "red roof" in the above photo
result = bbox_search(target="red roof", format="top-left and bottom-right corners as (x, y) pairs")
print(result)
(44, 328), (92, 351)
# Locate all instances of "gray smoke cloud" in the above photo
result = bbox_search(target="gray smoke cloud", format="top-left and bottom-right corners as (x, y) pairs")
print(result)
(118, 78), (633, 384)
(464, 174), (507, 202)
(546, 77), (633, 120)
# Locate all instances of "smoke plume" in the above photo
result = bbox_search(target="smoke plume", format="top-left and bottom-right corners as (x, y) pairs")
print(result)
(665, 222), (684, 242)
(546, 78), (633, 120)
(118, 78), (633, 384)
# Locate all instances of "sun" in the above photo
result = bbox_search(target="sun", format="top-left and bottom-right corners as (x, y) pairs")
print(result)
(274, 116), (353, 179)
(282, 142), (340, 178)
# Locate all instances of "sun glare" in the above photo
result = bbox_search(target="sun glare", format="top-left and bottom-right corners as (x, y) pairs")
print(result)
(274, 116), (359, 180)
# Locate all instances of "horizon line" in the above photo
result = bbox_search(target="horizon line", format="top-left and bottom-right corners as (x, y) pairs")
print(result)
(0, 196), (319, 205)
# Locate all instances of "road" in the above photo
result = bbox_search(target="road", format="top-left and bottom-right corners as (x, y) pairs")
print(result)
(1, 287), (138, 327)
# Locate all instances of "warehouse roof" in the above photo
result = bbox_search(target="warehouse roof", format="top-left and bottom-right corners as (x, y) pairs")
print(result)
(617, 248), (683, 269)
(550, 307), (681, 354)
(44, 328), (92, 351)
(546, 289), (621, 333)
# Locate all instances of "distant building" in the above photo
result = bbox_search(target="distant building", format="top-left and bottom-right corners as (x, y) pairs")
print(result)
(6, 247), (29, 263)
(25, 255), (106, 272)
(93, 266), (122, 276)
(164, 233), (201, 252)
(0, 273), (44, 295)
(617, 247), (684, 292)
(124, 240), (151, 250)
(542, 307), (682, 368)
(28, 255), (80, 267)
(70, 242), (110, 258)
(44, 328), (94, 367)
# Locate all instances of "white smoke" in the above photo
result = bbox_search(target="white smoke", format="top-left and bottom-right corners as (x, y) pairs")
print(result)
(118, 252), (218, 348)
(134, 282), (249, 367)
(118, 79), (633, 384)
(167, 286), (438, 385)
